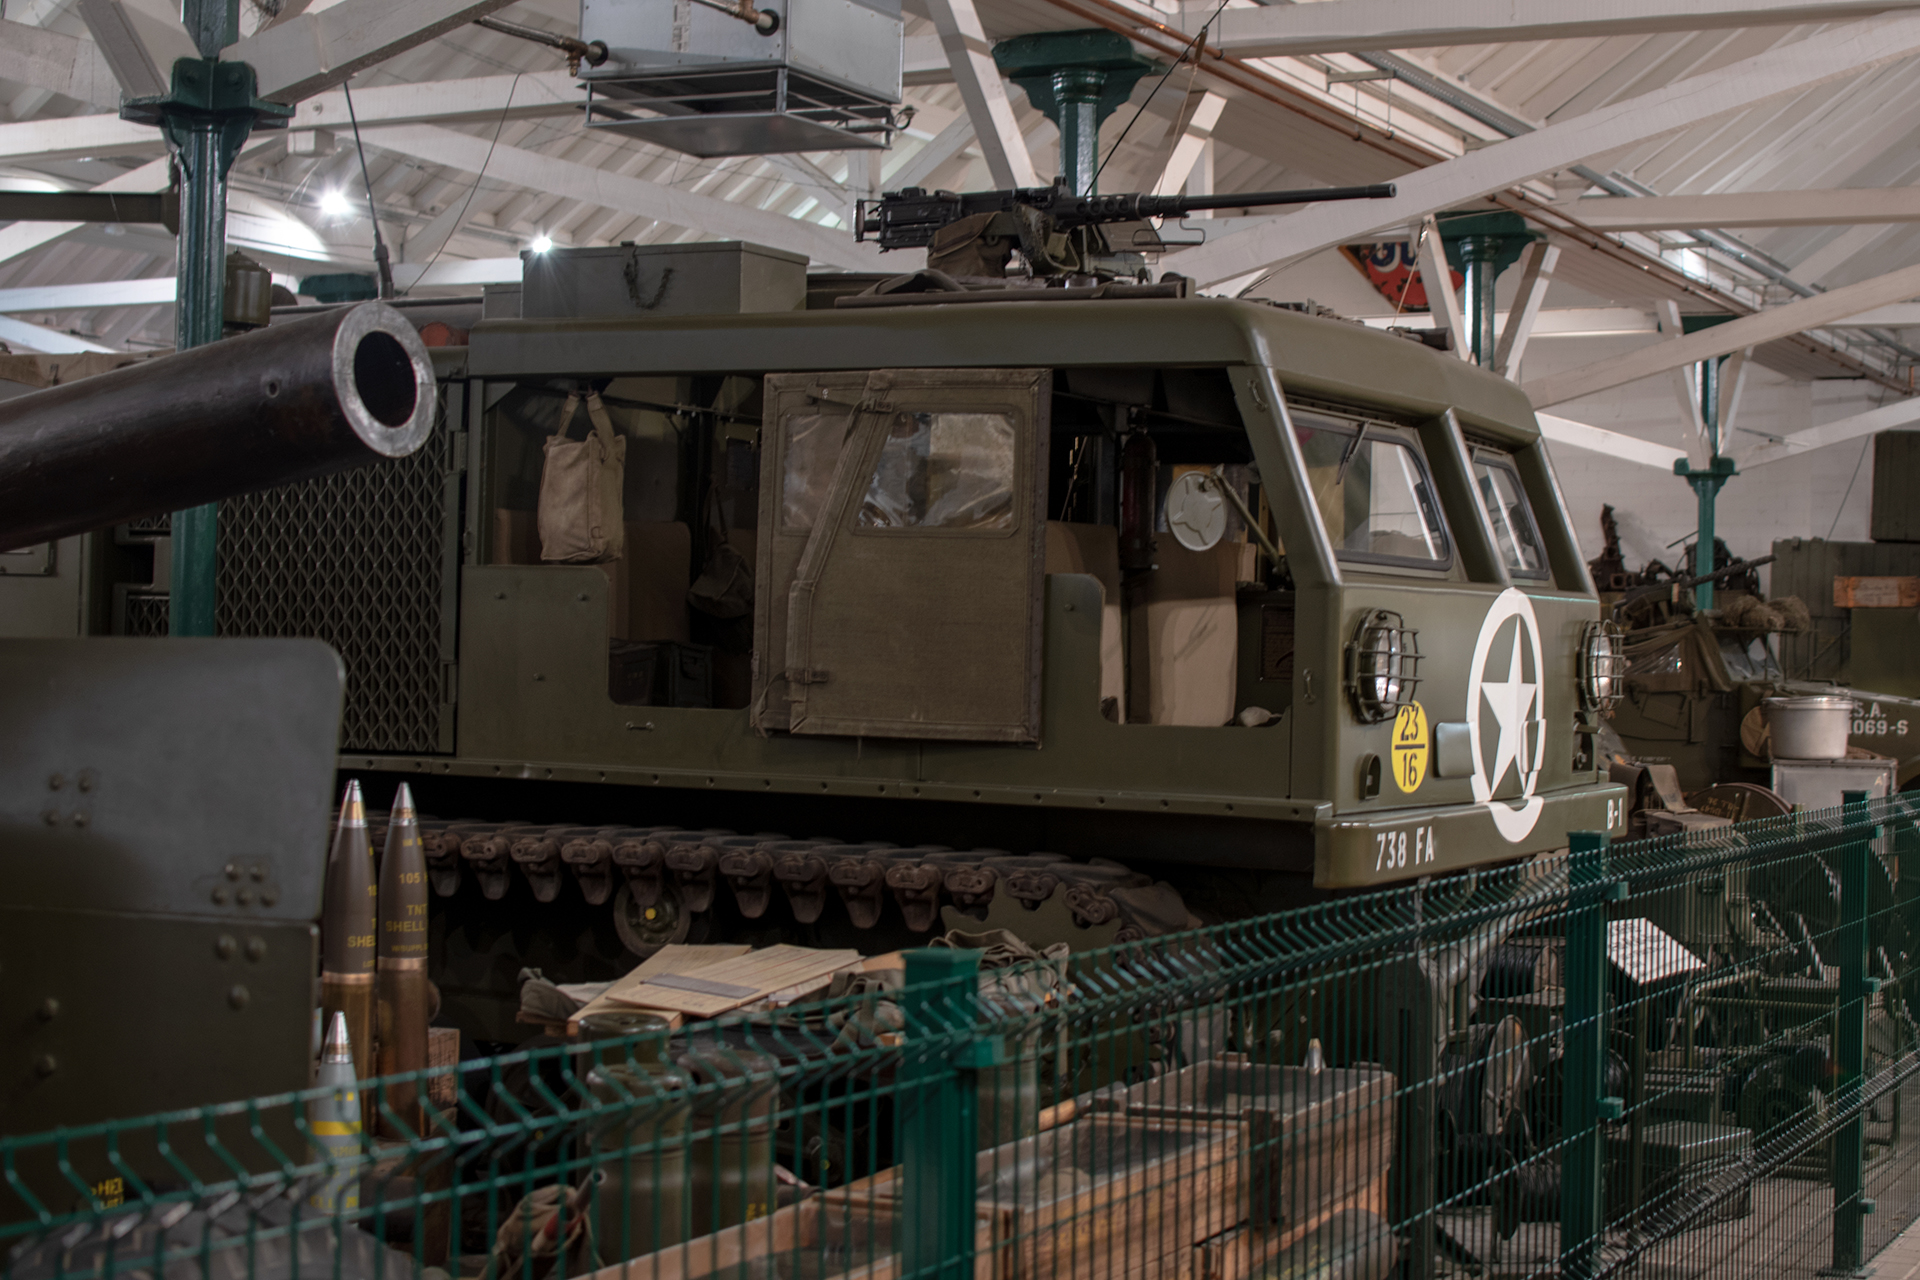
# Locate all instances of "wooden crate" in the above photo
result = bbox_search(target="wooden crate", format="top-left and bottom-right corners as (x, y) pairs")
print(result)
(835, 1113), (1240, 1280)
(1093, 1056), (1395, 1230)
(975, 1114), (1242, 1280)
(1191, 1171), (1389, 1280)
(585, 1194), (1001, 1280)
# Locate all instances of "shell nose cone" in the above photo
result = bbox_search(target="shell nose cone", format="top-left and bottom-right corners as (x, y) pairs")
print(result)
(323, 1010), (354, 1065)
(337, 778), (366, 828)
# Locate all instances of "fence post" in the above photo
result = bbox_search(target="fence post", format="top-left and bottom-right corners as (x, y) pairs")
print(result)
(1827, 789), (1876, 1277)
(1563, 830), (1614, 1280)
(900, 948), (981, 1280)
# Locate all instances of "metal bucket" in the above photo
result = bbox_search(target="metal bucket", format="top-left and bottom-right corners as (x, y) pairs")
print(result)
(584, 1060), (692, 1258)
(1762, 696), (1856, 760)
(580, 1010), (674, 1056)
(978, 1034), (1042, 1147)
(581, 1012), (691, 1259)
(678, 1041), (781, 1235)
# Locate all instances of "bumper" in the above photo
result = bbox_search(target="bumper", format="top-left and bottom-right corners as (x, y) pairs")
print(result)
(1317, 783), (1629, 887)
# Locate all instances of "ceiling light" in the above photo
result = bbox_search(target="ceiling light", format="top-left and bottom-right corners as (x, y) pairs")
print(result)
(319, 189), (351, 218)
(530, 234), (553, 254)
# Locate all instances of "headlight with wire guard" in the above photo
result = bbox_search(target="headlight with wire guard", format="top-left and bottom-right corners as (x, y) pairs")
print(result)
(1347, 609), (1420, 723)
(1579, 618), (1625, 713)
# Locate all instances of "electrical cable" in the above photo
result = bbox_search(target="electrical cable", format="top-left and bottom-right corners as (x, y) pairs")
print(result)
(1826, 435), (1873, 540)
(1089, 4), (1229, 191)
(341, 79), (395, 299)
(400, 73), (521, 297)
(1143, 38), (1204, 192)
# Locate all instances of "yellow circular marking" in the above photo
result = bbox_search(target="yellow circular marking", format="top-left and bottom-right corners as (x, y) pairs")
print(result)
(1391, 701), (1429, 794)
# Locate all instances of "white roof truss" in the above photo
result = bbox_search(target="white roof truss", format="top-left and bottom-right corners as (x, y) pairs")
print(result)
(1527, 258), (1920, 406)
(1164, 13), (1920, 286)
(1556, 187), (1920, 229)
(920, 0), (1036, 189)
(1188, 0), (1920, 60)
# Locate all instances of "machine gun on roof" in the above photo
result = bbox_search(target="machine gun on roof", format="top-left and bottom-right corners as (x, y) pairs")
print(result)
(855, 179), (1396, 281)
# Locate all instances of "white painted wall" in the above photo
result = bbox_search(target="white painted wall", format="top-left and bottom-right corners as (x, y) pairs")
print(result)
(1525, 331), (1889, 589)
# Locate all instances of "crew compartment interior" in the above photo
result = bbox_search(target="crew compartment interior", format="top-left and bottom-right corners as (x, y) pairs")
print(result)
(478, 364), (1542, 739)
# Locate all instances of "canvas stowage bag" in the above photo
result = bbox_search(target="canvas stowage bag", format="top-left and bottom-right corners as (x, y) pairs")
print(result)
(538, 391), (626, 563)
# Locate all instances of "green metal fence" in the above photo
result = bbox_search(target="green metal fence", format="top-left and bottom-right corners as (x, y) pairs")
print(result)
(5, 794), (1918, 1280)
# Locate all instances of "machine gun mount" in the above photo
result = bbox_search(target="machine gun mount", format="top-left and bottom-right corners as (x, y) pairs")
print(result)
(856, 179), (1396, 281)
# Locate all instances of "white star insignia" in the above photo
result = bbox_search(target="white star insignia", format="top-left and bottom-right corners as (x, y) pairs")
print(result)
(1479, 622), (1538, 794)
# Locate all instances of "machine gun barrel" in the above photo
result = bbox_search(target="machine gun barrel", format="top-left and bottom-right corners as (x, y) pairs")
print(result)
(0, 302), (436, 551)
(1055, 182), (1397, 225)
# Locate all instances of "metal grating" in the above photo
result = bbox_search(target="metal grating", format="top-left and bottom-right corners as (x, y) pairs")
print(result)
(123, 513), (171, 536)
(120, 590), (169, 637)
(215, 425), (453, 754)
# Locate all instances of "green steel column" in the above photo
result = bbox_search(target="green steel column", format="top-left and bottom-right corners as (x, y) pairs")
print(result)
(993, 31), (1159, 197)
(1827, 789), (1876, 1277)
(1562, 830), (1616, 1280)
(121, 6), (289, 637)
(1458, 235), (1501, 368)
(1672, 455), (1736, 612)
(1434, 212), (1539, 368)
(168, 117), (228, 636)
(1048, 68), (1106, 198)
(1699, 352), (1721, 457)
(900, 948), (982, 1280)
(1673, 315), (1739, 612)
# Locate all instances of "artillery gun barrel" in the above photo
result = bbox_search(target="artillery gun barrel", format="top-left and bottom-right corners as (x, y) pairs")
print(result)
(1614, 553), (1778, 621)
(1670, 553), (1776, 592)
(0, 301), (435, 551)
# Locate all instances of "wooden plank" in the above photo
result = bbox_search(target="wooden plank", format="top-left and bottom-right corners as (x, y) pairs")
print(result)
(622, 945), (862, 1018)
(1193, 1171), (1388, 1280)
(1835, 576), (1920, 608)
(583, 1194), (1006, 1280)
(569, 944), (752, 1033)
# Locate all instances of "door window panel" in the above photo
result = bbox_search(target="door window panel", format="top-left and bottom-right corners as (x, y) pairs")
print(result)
(755, 369), (1050, 742)
(1472, 452), (1549, 578)
(859, 411), (1017, 530)
(1292, 415), (1451, 567)
(781, 412), (853, 530)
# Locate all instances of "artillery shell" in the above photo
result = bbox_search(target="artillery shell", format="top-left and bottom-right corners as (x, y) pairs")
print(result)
(320, 780), (376, 1083)
(375, 782), (431, 1134)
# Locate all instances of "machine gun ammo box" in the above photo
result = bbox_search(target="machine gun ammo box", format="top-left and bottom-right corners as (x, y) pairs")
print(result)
(611, 638), (715, 707)
(1609, 1120), (1753, 1224)
(520, 242), (808, 320)
(1770, 755), (1897, 809)
(1871, 431), (1920, 542)
(1092, 1056), (1395, 1227)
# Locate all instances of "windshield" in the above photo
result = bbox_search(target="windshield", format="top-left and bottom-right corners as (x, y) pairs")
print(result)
(1471, 451), (1548, 579)
(1292, 413), (1451, 567)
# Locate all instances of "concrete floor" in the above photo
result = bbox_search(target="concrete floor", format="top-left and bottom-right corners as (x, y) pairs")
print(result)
(1421, 1080), (1920, 1280)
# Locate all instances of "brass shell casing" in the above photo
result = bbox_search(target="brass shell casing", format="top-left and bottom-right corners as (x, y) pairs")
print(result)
(320, 781), (376, 1082)
(375, 784), (431, 1133)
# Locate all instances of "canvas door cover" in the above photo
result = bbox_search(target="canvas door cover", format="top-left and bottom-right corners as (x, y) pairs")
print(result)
(752, 369), (1050, 740)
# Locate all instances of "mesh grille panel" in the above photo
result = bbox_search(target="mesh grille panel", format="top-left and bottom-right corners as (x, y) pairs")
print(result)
(121, 591), (169, 637)
(216, 428), (451, 754)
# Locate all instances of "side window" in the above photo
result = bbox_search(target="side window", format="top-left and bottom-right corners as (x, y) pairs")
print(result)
(1471, 450), (1549, 579)
(859, 412), (1017, 530)
(1292, 413), (1451, 568)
